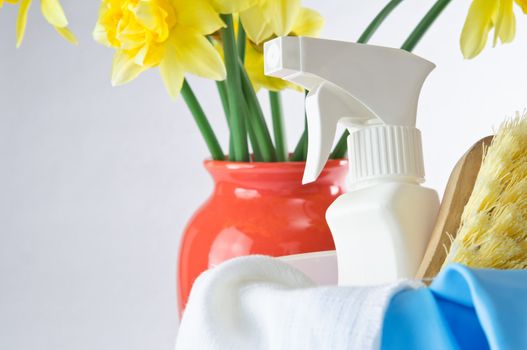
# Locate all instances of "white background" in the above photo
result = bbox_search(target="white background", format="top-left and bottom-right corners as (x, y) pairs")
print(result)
(1, 1), (527, 349)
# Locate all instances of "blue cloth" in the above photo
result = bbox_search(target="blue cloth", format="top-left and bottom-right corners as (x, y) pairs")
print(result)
(381, 264), (527, 350)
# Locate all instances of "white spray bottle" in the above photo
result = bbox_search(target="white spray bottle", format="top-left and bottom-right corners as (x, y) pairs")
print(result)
(264, 37), (440, 286)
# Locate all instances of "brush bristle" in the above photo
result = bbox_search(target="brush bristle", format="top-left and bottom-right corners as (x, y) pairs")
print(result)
(444, 112), (527, 269)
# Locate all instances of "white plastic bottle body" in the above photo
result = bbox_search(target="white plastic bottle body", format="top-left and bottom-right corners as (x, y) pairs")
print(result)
(326, 180), (439, 286)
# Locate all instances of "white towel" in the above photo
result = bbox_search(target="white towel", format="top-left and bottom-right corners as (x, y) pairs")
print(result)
(176, 256), (421, 350)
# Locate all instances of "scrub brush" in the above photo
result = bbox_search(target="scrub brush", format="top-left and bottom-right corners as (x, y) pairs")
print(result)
(443, 112), (527, 269)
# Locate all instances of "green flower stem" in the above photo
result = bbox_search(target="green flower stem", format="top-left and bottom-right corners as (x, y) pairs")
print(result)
(235, 21), (263, 160)
(241, 91), (266, 161)
(237, 19), (246, 63)
(290, 129), (307, 161)
(208, 35), (234, 159)
(401, 0), (452, 51)
(229, 72), (264, 161)
(181, 79), (225, 160)
(221, 72), (261, 160)
(291, 91), (310, 161)
(246, 113), (264, 161)
(216, 80), (230, 117)
(291, 91), (309, 161)
(220, 14), (249, 162)
(238, 57), (277, 162)
(329, 0), (409, 160)
(215, 80), (234, 159)
(329, 131), (350, 160)
(269, 91), (287, 161)
(357, 0), (404, 43)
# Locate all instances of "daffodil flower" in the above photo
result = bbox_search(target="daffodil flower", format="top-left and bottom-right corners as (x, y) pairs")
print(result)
(210, 0), (255, 14)
(212, 0), (302, 44)
(460, 0), (527, 59)
(3, 0), (77, 47)
(212, 7), (323, 92)
(245, 7), (324, 91)
(241, 0), (301, 44)
(93, 0), (227, 99)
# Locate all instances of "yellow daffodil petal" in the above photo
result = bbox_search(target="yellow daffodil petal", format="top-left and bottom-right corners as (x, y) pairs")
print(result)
(93, 0), (122, 47)
(494, 0), (516, 45)
(210, 0), (256, 14)
(16, 0), (32, 48)
(55, 26), (78, 45)
(1, 0), (19, 7)
(132, 1), (166, 32)
(291, 7), (324, 37)
(240, 5), (274, 44)
(111, 51), (147, 86)
(515, 0), (527, 13)
(160, 36), (185, 99)
(174, 0), (225, 34)
(93, 22), (112, 47)
(268, 0), (301, 36)
(95, 0), (229, 98)
(173, 27), (226, 81)
(460, 0), (498, 59)
(41, 0), (68, 28)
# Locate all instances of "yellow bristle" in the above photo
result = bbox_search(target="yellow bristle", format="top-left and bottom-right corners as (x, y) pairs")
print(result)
(444, 112), (527, 270)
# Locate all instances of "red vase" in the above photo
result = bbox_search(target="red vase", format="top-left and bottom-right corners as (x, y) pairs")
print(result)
(177, 159), (348, 313)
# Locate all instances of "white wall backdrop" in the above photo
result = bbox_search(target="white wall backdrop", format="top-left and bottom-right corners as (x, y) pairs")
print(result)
(1, 1), (526, 349)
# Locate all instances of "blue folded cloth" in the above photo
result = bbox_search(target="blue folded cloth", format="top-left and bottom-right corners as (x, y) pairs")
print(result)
(382, 263), (527, 350)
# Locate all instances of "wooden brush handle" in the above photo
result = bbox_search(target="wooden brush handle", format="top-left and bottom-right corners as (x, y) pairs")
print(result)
(416, 136), (493, 280)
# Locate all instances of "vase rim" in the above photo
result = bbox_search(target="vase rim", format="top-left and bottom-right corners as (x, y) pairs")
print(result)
(204, 157), (348, 171)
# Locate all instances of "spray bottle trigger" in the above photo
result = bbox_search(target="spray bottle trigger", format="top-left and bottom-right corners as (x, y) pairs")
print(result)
(303, 82), (377, 184)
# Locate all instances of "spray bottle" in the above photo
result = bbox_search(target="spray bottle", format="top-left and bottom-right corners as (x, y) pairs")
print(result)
(264, 37), (440, 286)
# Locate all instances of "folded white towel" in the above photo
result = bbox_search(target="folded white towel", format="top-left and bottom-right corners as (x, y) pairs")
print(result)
(176, 256), (421, 350)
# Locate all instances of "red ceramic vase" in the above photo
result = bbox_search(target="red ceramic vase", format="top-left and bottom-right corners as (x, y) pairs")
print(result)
(177, 159), (348, 313)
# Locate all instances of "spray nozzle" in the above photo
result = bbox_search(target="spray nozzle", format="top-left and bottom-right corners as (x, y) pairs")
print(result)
(264, 36), (435, 184)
